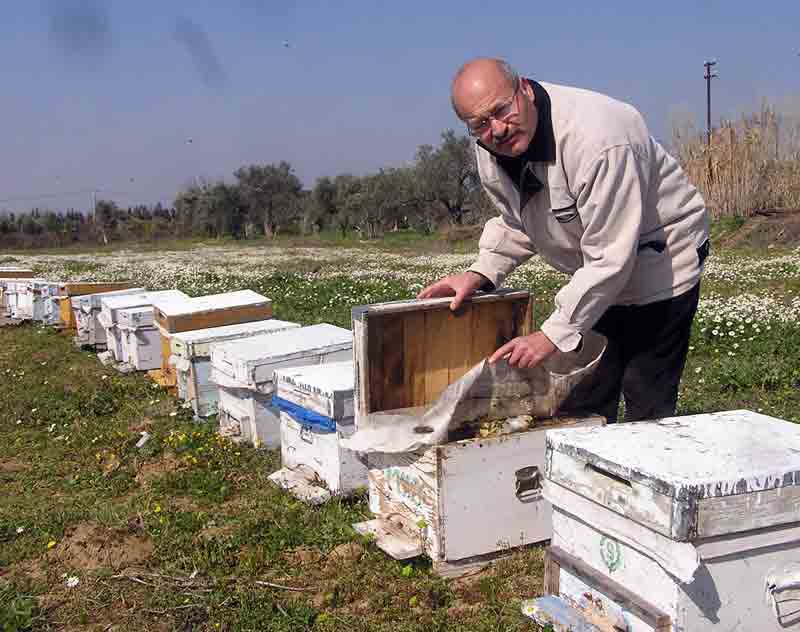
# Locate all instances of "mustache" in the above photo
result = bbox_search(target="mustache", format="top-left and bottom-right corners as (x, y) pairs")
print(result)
(492, 131), (514, 145)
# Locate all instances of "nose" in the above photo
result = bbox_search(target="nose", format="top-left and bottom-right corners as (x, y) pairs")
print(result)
(490, 118), (509, 142)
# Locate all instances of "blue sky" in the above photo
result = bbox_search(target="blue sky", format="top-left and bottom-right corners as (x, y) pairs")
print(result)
(1, 0), (798, 213)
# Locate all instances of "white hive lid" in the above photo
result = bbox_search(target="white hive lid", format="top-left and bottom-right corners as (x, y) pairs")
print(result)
(274, 361), (354, 419)
(170, 319), (300, 359)
(211, 323), (352, 387)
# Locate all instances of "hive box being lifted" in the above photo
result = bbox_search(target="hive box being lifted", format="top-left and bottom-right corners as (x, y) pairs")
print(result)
(117, 305), (164, 371)
(73, 287), (146, 349)
(350, 290), (605, 577)
(99, 290), (188, 364)
(57, 282), (138, 331)
(152, 290), (274, 388)
(170, 318), (300, 418)
(352, 289), (534, 425)
(210, 324), (352, 448)
(269, 361), (367, 504)
(525, 410), (800, 632)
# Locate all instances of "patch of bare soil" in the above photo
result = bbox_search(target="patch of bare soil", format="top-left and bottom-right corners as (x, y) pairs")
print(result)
(720, 210), (800, 249)
(128, 417), (154, 433)
(0, 459), (31, 474)
(134, 453), (182, 485)
(47, 522), (153, 571)
(195, 524), (236, 542)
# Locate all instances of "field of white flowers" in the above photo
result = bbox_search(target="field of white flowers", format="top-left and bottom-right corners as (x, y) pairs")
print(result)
(10, 243), (800, 323)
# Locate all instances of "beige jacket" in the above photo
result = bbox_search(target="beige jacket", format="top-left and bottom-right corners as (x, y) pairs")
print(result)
(469, 80), (709, 352)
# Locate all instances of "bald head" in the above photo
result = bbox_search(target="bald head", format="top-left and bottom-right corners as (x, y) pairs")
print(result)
(451, 58), (518, 119)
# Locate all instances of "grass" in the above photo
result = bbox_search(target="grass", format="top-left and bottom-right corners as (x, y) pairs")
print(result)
(1, 235), (799, 631)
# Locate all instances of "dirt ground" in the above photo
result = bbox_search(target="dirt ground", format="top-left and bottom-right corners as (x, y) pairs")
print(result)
(718, 210), (800, 249)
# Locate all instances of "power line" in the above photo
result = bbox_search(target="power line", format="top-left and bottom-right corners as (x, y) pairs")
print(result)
(0, 188), (177, 205)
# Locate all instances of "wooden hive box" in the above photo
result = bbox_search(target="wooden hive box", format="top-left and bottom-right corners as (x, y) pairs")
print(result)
(209, 324), (352, 449)
(350, 290), (606, 577)
(170, 318), (300, 418)
(526, 410), (800, 632)
(352, 289), (533, 422)
(269, 360), (368, 504)
(57, 282), (137, 331)
(152, 290), (273, 389)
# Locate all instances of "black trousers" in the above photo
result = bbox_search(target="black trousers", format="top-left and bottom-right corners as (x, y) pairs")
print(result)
(559, 282), (701, 423)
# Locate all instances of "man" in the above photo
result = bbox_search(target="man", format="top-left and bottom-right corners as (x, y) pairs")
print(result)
(418, 58), (710, 423)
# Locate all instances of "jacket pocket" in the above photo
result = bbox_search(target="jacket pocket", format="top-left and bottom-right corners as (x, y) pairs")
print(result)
(551, 203), (579, 224)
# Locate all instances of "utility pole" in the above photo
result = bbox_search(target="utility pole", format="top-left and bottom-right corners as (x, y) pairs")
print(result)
(703, 60), (718, 147)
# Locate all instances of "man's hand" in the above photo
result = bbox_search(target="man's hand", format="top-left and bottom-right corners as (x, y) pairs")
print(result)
(489, 331), (557, 369)
(417, 271), (487, 311)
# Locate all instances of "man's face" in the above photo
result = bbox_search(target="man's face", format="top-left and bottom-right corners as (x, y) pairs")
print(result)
(453, 71), (537, 157)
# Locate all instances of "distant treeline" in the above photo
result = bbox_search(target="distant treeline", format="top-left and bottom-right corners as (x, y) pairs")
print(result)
(0, 130), (492, 248)
(3, 104), (800, 248)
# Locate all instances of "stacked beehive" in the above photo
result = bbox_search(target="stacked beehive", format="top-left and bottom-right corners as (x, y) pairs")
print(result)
(269, 361), (367, 504)
(150, 290), (274, 390)
(57, 282), (138, 332)
(210, 323), (352, 448)
(170, 319), (300, 418)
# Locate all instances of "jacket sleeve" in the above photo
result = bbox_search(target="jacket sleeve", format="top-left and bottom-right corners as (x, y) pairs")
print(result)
(540, 145), (647, 352)
(468, 186), (537, 289)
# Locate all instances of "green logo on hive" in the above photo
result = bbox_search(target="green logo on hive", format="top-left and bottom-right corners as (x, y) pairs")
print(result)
(600, 536), (622, 572)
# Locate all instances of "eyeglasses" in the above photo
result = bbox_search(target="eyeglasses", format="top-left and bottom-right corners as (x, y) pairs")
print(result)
(464, 80), (521, 137)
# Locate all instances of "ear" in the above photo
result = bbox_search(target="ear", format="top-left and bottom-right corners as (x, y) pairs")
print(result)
(522, 78), (535, 104)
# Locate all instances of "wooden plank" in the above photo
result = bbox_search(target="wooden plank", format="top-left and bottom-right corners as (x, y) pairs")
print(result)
(448, 306), (473, 384)
(494, 300), (515, 349)
(513, 295), (534, 336)
(352, 519), (422, 560)
(543, 547), (561, 595)
(59, 282), (136, 297)
(548, 545), (672, 632)
(471, 302), (500, 361)
(697, 483), (800, 539)
(353, 289), (530, 317)
(380, 315), (406, 411)
(366, 315), (384, 414)
(431, 544), (540, 579)
(424, 309), (450, 404)
(403, 311), (426, 408)
(160, 332), (177, 387)
(156, 303), (273, 333)
(59, 298), (75, 331)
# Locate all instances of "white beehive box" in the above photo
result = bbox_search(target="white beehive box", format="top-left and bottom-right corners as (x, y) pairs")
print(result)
(73, 287), (145, 348)
(8, 279), (46, 319)
(210, 324), (352, 448)
(525, 410), (800, 632)
(26, 281), (61, 322)
(99, 290), (188, 363)
(170, 319), (300, 417)
(117, 306), (162, 370)
(349, 291), (609, 577)
(268, 361), (367, 504)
